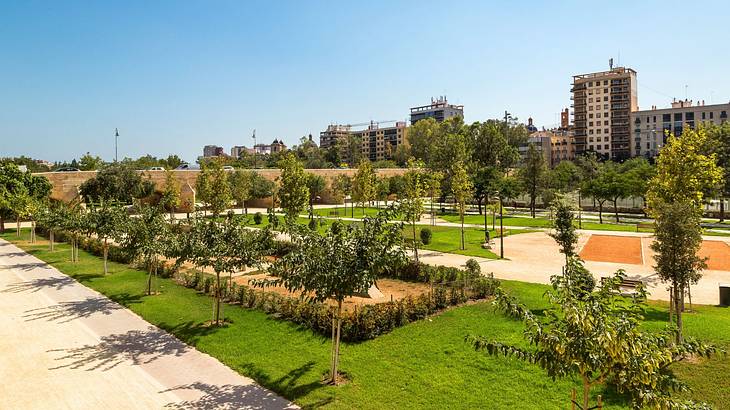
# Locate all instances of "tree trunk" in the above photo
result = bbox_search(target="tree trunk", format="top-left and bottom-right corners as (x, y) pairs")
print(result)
(613, 199), (620, 223)
(582, 375), (591, 410)
(412, 223), (419, 263)
(674, 282), (683, 344)
(214, 273), (221, 325)
(598, 202), (603, 224)
(103, 239), (108, 275)
(146, 262), (153, 296)
(330, 308), (336, 384)
(720, 198), (725, 223)
(16, 217), (20, 237)
(0, 214), (4, 233)
(483, 208), (489, 243)
(31, 220), (35, 243)
(49, 230), (54, 251)
(331, 301), (343, 385)
(460, 211), (465, 250)
(530, 195), (536, 218)
(431, 194), (435, 226)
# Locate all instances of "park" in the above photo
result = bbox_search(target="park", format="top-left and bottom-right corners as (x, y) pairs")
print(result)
(2, 122), (730, 409)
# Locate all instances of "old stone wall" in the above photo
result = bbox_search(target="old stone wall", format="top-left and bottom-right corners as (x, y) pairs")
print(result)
(36, 168), (407, 208)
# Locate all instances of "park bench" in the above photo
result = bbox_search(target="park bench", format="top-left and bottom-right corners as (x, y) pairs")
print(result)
(601, 277), (644, 295)
(636, 222), (654, 232)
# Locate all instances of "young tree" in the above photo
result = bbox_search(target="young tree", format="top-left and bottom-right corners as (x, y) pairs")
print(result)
(229, 169), (254, 215)
(581, 164), (612, 224)
(451, 161), (473, 250)
(86, 200), (127, 275)
(519, 144), (547, 218)
(468, 265), (716, 410)
(352, 159), (377, 216)
(177, 217), (272, 325)
(647, 128), (722, 343)
(36, 203), (66, 251)
(78, 152), (104, 171)
(161, 170), (181, 220)
(425, 171), (443, 226)
(306, 173), (326, 219)
(400, 159), (428, 262)
(548, 194), (578, 266)
(331, 174), (351, 217)
(277, 153), (309, 223)
(260, 209), (405, 384)
(58, 202), (85, 263)
(207, 160), (232, 217)
(121, 205), (168, 295)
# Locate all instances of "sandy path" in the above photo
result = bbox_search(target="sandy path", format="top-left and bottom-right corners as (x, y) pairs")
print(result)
(0, 239), (296, 410)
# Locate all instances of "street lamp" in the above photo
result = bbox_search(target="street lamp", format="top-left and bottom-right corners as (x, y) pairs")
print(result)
(114, 128), (119, 162)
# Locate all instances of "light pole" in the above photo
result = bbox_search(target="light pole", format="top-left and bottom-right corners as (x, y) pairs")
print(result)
(252, 129), (257, 169)
(114, 128), (119, 162)
(499, 195), (504, 259)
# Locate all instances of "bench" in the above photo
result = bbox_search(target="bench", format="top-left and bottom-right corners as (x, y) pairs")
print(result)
(601, 277), (644, 295)
(636, 222), (654, 232)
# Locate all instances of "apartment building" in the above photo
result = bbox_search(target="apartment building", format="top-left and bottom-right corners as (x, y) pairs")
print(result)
(571, 67), (637, 161)
(631, 99), (729, 157)
(203, 145), (225, 157)
(358, 121), (408, 162)
(410, 97), (464, 124)
(519, 132), (552, 164)
(319, 124), (352, 150)
(549, 130), (575, 167)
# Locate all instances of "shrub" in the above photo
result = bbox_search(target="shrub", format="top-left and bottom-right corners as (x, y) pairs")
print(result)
(465, 259), (481, 278)
(253, 212), (263, 225)
(330, 220), (344, 235)
(419, 228), (432, 245)
(308, 218), (317, 231)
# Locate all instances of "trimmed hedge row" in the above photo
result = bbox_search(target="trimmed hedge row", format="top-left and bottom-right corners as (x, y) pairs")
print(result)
(176, 267), (499, 342)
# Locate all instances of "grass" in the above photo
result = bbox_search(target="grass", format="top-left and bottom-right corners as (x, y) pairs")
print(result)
(3, 229), (729, 409)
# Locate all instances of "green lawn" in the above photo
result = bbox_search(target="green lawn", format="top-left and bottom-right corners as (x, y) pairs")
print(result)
(2, 230), (728, 409)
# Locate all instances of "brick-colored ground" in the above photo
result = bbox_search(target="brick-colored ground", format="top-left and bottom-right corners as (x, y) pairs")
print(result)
(699, 241), (730, 271)
(579, 235), (643, 265)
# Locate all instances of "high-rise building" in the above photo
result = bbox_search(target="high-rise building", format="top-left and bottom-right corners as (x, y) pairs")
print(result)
(631, 99), (729, 158)
(358, 121), (408, 162)
(319, 124), (352, 150)
(571, 66), (637, 160)
(410, 97), (464, 124)
(203, 145), (224, 157)
(230, 145), (248, 159)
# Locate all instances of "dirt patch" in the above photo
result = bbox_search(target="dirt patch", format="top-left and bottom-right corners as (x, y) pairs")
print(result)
(579, 235), (643, 265)
(233, 274), (431, 311)
(699, 241), (730, 271)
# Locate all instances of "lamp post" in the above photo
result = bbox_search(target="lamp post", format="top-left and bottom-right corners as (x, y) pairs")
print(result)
(114, 128), (119, 162)
(499, 195), (504, 259)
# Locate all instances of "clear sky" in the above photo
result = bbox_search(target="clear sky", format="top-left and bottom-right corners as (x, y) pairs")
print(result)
(2, 0), (729, 163)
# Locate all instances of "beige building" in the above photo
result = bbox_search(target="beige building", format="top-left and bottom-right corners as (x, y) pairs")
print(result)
(358, 121), (408, 162)
(320, 121), (408, 162)
(550, 130), (575, 166)
(571, 66), (637, 160)
(631, 99), (729, 157)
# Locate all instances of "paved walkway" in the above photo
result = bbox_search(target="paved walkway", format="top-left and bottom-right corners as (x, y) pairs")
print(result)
(0, 239), (296, 410)
(410, 230), (730, 305)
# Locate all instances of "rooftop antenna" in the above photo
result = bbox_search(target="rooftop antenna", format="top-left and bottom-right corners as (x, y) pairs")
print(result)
(685, 85), (688, 100)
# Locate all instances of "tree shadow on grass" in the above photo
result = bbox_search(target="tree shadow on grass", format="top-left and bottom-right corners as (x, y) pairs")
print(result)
(161, 382), (299, 410)
(237, 361), (327, 403)
(2, 274), (75, 293)
(23, 296), (125, 323)
(48, 326), (190, 371)
(157, 321), (220, 345)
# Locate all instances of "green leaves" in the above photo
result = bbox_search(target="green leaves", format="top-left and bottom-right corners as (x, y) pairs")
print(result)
(277, 152), (310, 223)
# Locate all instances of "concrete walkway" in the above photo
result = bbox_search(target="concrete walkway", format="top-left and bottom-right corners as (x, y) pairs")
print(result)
(409, 230), (730, 305)
(0, 239), (296, 410)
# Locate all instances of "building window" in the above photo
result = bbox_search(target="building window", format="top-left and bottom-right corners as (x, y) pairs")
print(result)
(604, 144), (609, 149)
(604, 121), (609, 126)
(604, 88), (608, 93)
(604, 80), (608, 85)
(597, 129), (601, 134)
(674, 113), (682, 122)
(605, 128), (609, 133)
(663, 114), (671, 122)
(702, 112), (706, 120)
(710, 112), (714, 119)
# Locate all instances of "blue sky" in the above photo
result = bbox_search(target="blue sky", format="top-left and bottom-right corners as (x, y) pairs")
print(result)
(2, 0), (729, 163)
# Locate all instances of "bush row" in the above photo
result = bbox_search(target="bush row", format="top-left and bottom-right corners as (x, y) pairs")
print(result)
(175, 266), (499, 342)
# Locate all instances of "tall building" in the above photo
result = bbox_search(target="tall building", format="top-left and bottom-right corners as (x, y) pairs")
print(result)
(571, 66), (637, 160)
(230, 145), (248, 159)
(560, 108), (570, 129)
(319, 124), (352, 150)
(253, 139), (288, 155)
(410, 97), (464, 124)
(631, 99), (729, 158)
(358, 121), (408, 162)
(203, 145), (224, 157)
